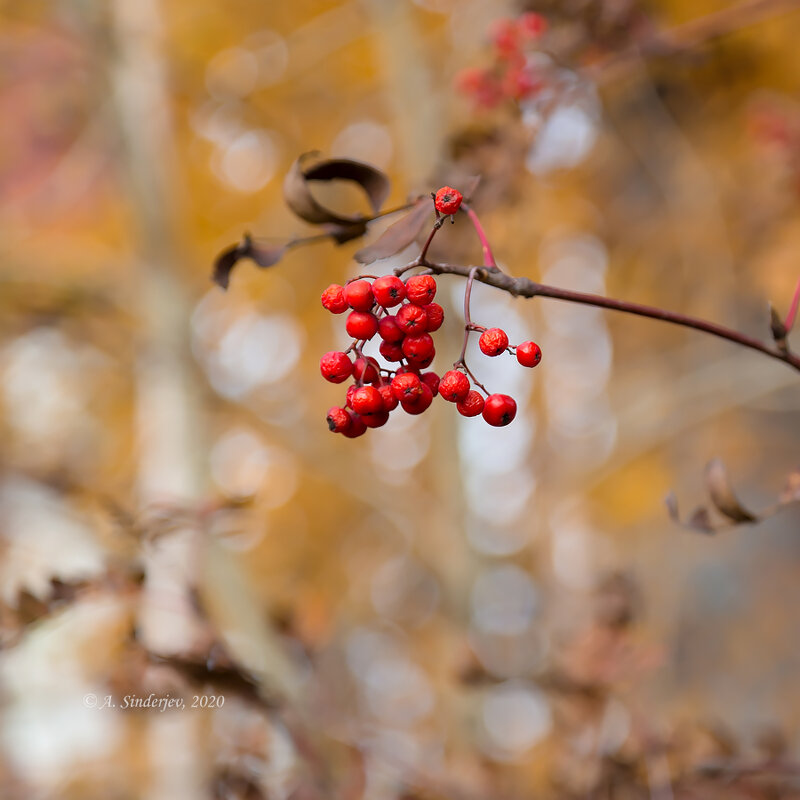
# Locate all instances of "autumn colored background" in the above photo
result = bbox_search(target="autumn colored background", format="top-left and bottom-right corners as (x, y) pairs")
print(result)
(1, 0), (800, 798)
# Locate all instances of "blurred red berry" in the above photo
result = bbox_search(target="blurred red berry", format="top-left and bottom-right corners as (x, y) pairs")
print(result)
(421, 371), (440, 396)
(490, 17), (520, 59)
(518, 12), (547, 39)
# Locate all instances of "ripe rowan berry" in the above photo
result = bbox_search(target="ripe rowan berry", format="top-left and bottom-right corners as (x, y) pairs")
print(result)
(378, 384), (399, 411)
(456, 390), (485, 417)
(391, 372), (423, 403)
(351, 386), (384, 415)
(405, 275), (438, 306)
(515, 341), (542, 367)
(361, 410), (390, 428)
(371, 275), (406, 308)
(320, 351), (353, 383)
(326, 406), (351, 433)
(379, 340), (404, 362)
(479, 327), (509, 356)
(402, 333), (435, 363)
(439, 370), (470, 402)
(434, 186), (463, 216)
(482, 393), (517, 426)
(342, 411), (367, 438)
(396, 303), (428, 334)
(344, 280), (375, 311)
(321, 284), (348, 314)
(420, 371), (440, 396)
(346, 311), (379, 340)
(411, 353), (434, 369)
(352, 356), (380, 383)
(401, 382), (433, 415)
(345, 384), (357, 408)
(424, 302), (445, 332)
(378, 315), (405, 343)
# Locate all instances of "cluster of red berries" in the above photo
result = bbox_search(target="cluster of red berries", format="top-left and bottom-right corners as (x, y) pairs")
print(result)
(319, 273), (542, 438)
(456, 12), (547, 108)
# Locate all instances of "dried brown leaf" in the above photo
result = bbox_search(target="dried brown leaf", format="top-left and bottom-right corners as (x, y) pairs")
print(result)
(212, 234), (286, 290)
(283, 152), (390, 227)
(354, 197), (431, 264)
(705, 458), (758, 523)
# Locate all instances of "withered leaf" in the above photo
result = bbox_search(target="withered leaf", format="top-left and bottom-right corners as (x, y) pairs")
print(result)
(665, 492), (716, 534)
(212, 234), (286, 290)
(354, 196), (431, 264)
(283, 152), (390, 227)
(705, 458), (758, 523)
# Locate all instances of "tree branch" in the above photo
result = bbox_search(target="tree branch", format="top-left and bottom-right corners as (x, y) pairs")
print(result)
(407, 261), (800, 373)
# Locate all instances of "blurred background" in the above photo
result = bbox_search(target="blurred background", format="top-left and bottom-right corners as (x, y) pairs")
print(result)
(1, 0), (800, 797)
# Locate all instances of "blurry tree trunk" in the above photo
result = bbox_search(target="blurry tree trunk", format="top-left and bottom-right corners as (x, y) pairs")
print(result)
(107, 0), (206, 797)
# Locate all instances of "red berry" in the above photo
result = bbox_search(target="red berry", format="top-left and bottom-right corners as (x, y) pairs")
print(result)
(371, 275), (406, 308)
(379, 340), (404, 362)
(378, 315), (405, 343)
(516, 341), (542, 367)
(391, 372), (423, 403)
(396, 304), (428, 334)
(346, 311), (379, 340)
(482, 394), (517, 427)
(402, 333), (435, 363)
(344, 280), (374, 311)
(378, 384), (399, 411)
(353, 356), (380, 383)
(518, 12), (547, 39)
(490, 18), (519, 59)
(321, 284), (348, 314)
(434, 187), (463, 216)
(345, 384), (358, 408)
(320, 351), (353, 384)
(456, 390), (485, 417)
(401, 383), (433, 415)
(405, 275), (438, 306)
(439, 370), (471, 402)
(411, 353), (434, 370)
(420, 371), (440, 396)
(424, 302), (444, 332)
(361, 410), (390, 428)
(326, 406), (351, 433)
(351, 386), (383, 415)
(479, 328), (509, 357)
(502, 66), (541, 101)
(342, 411), (367, 438)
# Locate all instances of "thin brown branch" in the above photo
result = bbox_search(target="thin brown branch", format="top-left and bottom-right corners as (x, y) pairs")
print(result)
(409, 261), (800, 373)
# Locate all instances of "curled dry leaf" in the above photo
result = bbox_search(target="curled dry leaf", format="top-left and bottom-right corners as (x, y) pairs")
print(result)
(212, 234), (287, 290)
(354, 196), (431, 264)
(283, 152), (390, 228)
(705, 458), (758, 523)
(667, 460), (800, 533)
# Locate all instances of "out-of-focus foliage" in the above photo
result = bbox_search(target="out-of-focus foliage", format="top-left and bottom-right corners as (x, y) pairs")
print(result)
(1, 1), (800, 798)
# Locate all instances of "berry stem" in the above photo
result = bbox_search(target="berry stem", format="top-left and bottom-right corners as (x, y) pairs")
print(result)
(417, 216), (447, 265)
(424, 261), (800, 373)
(461, 203), (498, 270)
